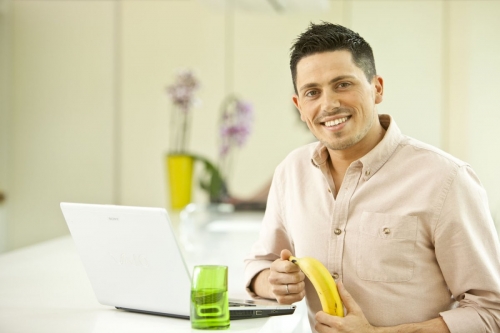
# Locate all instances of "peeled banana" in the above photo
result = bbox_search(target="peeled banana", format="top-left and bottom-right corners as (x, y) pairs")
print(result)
(289, 256), (344, 317)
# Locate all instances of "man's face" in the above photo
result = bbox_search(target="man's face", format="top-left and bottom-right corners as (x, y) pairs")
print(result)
(292, 50), (383, 152)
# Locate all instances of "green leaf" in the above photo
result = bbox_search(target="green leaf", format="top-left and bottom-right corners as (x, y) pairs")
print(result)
(184, 153), (228, 203)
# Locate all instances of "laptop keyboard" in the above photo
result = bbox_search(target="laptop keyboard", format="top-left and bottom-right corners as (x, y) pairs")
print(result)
(228, 301), (256, 307)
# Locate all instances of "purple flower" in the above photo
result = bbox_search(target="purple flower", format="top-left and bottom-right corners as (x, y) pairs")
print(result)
(166, 70), (200, 112)
(167, 69), (201, 153)
(219, 97), (254, 158)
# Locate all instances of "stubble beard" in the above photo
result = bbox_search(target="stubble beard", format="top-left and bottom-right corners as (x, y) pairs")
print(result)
(321, 113), (374, 151)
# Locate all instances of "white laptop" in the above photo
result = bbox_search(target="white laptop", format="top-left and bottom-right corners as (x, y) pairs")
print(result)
(60, 202), (296, 320)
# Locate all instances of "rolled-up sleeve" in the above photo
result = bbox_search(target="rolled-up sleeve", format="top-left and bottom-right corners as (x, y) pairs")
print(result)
(436, 165), (500, 332)
(244, 165), (294, 297)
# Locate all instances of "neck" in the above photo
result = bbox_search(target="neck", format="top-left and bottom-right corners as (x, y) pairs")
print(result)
(328, 116), (386, 189)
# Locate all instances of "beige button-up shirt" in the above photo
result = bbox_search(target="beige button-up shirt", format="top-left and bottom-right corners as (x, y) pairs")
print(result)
(244, 115), (500, 332)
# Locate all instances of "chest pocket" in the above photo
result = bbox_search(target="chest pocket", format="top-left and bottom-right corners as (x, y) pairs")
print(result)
(356, 212), (418, 282)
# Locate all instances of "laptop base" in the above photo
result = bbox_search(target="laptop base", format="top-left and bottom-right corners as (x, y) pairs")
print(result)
(116, 306), (295, 320)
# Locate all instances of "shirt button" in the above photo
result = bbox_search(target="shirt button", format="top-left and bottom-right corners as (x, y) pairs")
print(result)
(365, 169), (371, 176)
(332, 273), (339, 279)
(383, 228), (391, 235)
(327, 188), (331, 193)
(334, 228), (342, 235)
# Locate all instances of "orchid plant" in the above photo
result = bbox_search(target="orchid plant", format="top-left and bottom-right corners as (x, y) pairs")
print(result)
(198, 95), (254, 203)
(218, 95), (254, 183)
(166, 69), (200, 154)
(165, 70), (253, 203)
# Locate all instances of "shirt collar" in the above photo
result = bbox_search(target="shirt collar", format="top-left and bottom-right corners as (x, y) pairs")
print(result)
(311, 114), (403, 179)
(311, 143), (329, 168)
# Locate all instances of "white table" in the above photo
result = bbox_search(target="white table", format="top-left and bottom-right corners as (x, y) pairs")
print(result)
(0, 217), (310, 332)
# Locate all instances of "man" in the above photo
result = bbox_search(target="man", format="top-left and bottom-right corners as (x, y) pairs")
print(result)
(244, 22), (500, 333)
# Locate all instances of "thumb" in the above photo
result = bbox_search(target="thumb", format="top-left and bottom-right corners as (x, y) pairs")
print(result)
(337, 281), (360, 315)
(280, 249), (293, 261)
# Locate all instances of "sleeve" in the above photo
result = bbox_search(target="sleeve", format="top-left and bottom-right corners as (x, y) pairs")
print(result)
(435, 165), (500, 333)
(243, 163), (294, 298)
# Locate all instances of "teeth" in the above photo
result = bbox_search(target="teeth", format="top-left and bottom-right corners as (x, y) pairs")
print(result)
(325, 117), (348, 127)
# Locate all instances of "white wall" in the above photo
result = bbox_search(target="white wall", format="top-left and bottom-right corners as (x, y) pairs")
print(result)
(350, 0), (444, 148)
(5, 1), (116, 249)
(448, 1), (500, 223)
(2, 0), (499, 251)
(119, 1), (227, 208)
(0, 0), (12, 252)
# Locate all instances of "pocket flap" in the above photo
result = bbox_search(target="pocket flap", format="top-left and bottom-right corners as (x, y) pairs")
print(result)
(360, 212), (418, 240)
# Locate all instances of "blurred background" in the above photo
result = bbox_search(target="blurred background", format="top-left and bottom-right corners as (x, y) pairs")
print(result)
(0, 0), (499, 253)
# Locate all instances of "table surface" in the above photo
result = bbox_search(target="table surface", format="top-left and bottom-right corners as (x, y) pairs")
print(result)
(0, 212), (310, 333)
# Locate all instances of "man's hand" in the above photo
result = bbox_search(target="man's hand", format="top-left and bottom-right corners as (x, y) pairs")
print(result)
(315, 281), (375, 333)
(315, 281), (450, 333)
(268, 249), (306, 304)
(250, 249), (306, 304)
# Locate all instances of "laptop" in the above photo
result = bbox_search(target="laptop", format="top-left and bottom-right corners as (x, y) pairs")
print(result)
(60, 202), (296, 320)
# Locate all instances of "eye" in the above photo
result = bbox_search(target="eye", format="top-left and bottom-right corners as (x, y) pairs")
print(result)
(305, 90), (319, 97)
(337, 82), (351, 89)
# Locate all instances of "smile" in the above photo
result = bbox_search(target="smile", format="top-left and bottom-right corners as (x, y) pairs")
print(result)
(324, 117), (349, 127)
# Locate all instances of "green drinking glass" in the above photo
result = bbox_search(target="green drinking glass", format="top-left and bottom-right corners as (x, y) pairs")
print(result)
(190, 265), (230, 330)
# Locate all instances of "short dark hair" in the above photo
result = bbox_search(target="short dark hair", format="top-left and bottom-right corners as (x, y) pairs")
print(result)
(290, 22), (377, 93)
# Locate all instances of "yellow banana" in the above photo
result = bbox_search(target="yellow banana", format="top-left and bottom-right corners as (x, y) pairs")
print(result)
(289, 256), (344, 317)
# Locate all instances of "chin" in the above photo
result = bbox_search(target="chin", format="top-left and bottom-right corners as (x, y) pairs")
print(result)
(323, 137), (358, 151)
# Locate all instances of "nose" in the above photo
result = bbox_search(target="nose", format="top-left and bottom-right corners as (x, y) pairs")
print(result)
(321, 90), (340, 113)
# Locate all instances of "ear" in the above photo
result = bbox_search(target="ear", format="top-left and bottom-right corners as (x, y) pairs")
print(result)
(292, 94), (306, 122)
(373, 76), (384, 104)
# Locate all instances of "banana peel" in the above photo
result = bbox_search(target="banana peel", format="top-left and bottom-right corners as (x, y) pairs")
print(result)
(289, 256), (344, 317)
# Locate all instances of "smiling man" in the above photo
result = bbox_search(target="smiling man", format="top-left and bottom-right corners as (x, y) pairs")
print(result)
(244, 22), (500, 333)
(292, 49), (385, 192)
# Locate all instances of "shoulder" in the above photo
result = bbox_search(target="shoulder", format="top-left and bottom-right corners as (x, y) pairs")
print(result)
(276, 141), (319, 170)
(269, 142), (321, 184)
(398, 136), (469, 170)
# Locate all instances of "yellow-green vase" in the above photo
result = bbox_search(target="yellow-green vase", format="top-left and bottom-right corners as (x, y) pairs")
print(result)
(166, 154), (194, 210)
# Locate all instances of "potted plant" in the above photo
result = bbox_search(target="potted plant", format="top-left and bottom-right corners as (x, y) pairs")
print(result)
(165, 70), (254, 208)
(165, 69), (200, 210)
(181, 95), (254, 205)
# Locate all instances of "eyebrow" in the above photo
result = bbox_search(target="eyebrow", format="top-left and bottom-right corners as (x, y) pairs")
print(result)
(298, 75), (357, 93)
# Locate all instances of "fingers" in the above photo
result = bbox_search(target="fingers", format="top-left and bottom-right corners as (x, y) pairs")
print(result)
(271, 280), (305, 296)
(337, 281), (360, 315)
(270, 252), (301, 274)
(280, 281), (303, 295)
(315, 287), (373, 333)
(270, 250), (301, 274)
(268, 249), (306, 304)
(271, 281), (306, 304)
(280, 249), (293, 261)
(270, 252), (302, 277)
(315, 311), (340, 333)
